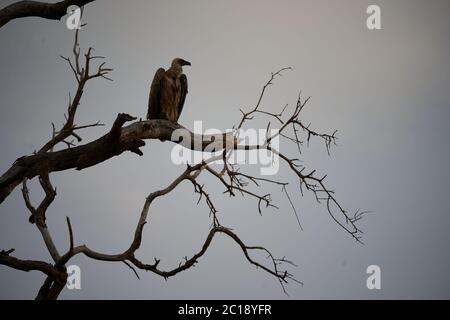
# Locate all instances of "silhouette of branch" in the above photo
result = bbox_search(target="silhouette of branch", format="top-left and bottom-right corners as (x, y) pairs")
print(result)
(0, 248), (65, 281)
(52, 157), (296, 291)
(237, 67), (292, 130)
(40, 25), (111, 153)
(229, 70), (364, 242)
(0, 0), (95, 28)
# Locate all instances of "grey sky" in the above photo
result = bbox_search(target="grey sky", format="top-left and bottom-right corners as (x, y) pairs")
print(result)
(0, 0), (449, 299)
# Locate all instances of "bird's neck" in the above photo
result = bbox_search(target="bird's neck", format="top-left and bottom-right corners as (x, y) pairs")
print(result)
(167, 65), (182, 78)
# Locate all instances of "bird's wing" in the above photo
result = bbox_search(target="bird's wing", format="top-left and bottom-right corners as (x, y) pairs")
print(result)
(147, 68), (166, 119)
(177, 74), (188, 122)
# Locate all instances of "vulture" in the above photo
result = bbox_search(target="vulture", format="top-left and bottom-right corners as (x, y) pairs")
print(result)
(147, 58), (191, 123)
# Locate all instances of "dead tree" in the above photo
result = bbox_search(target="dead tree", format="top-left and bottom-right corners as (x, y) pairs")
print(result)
(0, 3), (366, 300)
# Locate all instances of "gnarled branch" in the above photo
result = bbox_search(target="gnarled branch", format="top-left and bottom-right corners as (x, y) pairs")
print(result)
(0, 0), (95, 28)
(0, 249), (65, 281)
(0, 118), (236, 204)
(54, 156), (296, 292)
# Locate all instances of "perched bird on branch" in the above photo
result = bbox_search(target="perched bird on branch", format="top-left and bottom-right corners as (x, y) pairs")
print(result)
(147, 58), (191, 123)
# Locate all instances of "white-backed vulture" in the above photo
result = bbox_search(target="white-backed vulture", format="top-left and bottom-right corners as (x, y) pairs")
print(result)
(147, 58), (191, 123)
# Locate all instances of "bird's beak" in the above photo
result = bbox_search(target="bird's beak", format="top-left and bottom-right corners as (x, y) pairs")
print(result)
(181, 60), (191, 66)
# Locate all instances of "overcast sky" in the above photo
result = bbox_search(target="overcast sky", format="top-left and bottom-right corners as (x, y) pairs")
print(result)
(0, 0), (449, 299)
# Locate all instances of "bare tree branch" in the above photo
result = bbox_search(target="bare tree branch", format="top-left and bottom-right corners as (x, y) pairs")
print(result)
(51, 157), (297, 291)
(0, 0), (95, 28)
(0, 248), (64, 281)
(35, 275), (67, 300)
(228, 70), (364, 242)
(21, 175), (61, 263)
(236, 67), (292, 130)
(40, 26), (112, 154)
(0, 117), (237, 205)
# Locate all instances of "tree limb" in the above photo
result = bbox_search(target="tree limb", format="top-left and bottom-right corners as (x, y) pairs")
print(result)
(0, 0), (95, 28)
(0, 248), (64, 281)
(0, 118), (236, 204)
(54, 157), (297, 291)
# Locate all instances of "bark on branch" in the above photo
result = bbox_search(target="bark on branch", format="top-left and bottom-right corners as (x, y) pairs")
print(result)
(0, 249), (65, 282)
(0, 118), (236, 204)
(0, 0), (95, 28)
(55, 159), (298, 292)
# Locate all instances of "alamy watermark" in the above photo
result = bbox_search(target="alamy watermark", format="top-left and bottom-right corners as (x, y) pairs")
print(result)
(66, 265), (81, 290)
(366, 264), (381, 290)
(65, 6), (82, 30)
(366, 5), (381, 30)
(170, 121), (280, 176)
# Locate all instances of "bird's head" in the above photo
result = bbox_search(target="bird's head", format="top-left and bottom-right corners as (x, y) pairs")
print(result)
(171, 58), (191, 70)
(169, 58), (191, 77)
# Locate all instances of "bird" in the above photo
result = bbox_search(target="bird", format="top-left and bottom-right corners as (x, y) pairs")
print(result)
(147, 58), (191, 123)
